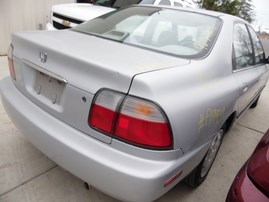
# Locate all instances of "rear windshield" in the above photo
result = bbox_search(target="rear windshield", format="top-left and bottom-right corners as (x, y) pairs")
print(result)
(73, 6), (221, 59)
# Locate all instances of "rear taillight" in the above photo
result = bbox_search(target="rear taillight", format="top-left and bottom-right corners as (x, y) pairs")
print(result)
(89, 89), (173, 150)
(115, 97), (172, 148)
(247, 130), (269, 197)
(7, 44), (16, 80)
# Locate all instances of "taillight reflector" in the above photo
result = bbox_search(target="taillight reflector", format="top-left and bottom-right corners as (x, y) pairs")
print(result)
(164, 171), (182, 187)
(7, 44), (16, 80)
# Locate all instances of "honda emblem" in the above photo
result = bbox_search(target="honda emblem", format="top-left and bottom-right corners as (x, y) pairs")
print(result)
(39, 51), (47, 63)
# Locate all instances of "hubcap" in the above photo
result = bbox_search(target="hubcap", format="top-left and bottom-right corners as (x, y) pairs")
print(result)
(201, 129), (224, 178)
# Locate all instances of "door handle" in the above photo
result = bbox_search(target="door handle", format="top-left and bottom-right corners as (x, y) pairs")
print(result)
(243, 86), (248, 93)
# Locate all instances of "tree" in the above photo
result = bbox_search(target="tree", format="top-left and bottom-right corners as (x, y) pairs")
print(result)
(237, 0), (255, 23)
(194, 0), (255, 23)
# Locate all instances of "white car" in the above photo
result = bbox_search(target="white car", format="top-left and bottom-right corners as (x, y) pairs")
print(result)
(46, 0), (197, 30)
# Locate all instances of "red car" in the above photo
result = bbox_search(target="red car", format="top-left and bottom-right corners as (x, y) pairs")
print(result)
(226, 129), (269, 201)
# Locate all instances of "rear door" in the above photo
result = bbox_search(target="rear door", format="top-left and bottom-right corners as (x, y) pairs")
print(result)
(232, 23), (261, 116)
(247, 26), (269, 91)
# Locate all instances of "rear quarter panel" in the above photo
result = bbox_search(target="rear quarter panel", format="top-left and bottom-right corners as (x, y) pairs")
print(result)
(129, 16), (239, 152)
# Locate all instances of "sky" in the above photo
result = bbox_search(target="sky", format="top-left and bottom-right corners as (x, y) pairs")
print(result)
(252, 0), (269, 30)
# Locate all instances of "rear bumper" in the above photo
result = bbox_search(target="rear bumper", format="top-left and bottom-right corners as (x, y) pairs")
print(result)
(0, 77), (209, 202)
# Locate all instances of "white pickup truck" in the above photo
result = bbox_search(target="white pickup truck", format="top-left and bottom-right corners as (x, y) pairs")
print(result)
(46, 0), (197, 30)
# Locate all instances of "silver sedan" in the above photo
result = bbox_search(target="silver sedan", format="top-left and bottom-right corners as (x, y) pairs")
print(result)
(1, 5), (269, 202)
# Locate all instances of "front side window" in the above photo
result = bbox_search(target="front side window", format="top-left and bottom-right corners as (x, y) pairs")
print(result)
(248, 26), (266, 65)
(74, 6), (221, 59)
(233, 23), (253, 70)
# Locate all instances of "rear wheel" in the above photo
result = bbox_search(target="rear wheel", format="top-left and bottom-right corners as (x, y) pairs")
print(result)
(185, 128), (224, 187)
(250, 95), (260, 109)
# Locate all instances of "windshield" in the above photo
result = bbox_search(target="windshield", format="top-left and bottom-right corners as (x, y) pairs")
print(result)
(94, 0), (142, 8)
(73, 6), (221, 59)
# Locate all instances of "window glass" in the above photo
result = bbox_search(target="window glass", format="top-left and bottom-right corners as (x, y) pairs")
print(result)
(94, 0), (141, 8)
(174, 2), (183, 7)
(77, 0), (94, 3)
(139, 0), (155, 4)
(177, 25), (197, 42)
(74, 6), (221, 59)
(113, 0), (142, 8)
(94, 0), (114, 7)
(151, 22), (173, 45)
(233, 23), (254, 69)
(248, 26), (265, 65)
(159, 0), (171, 5)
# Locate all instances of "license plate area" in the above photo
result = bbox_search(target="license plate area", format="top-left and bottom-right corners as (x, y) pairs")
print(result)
(34, 71), (65, 105)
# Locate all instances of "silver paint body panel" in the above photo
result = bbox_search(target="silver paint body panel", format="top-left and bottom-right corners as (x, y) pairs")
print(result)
(1, 6), (269, 202)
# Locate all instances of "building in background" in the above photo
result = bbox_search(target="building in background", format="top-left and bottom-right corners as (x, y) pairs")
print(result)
(0, 0), (74, 55)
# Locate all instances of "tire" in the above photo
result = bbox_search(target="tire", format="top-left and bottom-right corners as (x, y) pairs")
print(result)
(184, 128), (224, 187)
(250, 95), (260, 108)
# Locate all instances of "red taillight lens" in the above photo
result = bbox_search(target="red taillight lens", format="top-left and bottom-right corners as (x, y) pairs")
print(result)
(115, 114), (171, 148)
(88, 89), (173, 150)
(115, 97), (172, 149)
(7, 44), (16, 80)
(89, 90), (124, 134)
(247, 130), (269, 197)
(90, 104), (115, 133)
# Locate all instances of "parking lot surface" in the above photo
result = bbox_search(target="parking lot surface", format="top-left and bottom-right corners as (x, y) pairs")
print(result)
(1, 53), (269, 201)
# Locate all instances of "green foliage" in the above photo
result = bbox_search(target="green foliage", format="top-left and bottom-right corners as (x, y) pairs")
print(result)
(194, 0), (255, 23)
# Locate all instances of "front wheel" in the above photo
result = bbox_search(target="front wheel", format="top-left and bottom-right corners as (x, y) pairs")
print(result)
(184, 128), (224, 187)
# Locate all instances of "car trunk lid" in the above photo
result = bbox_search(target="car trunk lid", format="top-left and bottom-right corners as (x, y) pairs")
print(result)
(11, 30), (190, 144)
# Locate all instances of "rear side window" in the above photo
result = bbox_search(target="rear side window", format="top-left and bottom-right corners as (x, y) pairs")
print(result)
(248, 26), (266, 65)
(159, 0), (171, 5)
(174, 2), (183, 7)
(233, 23), (253, 70)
